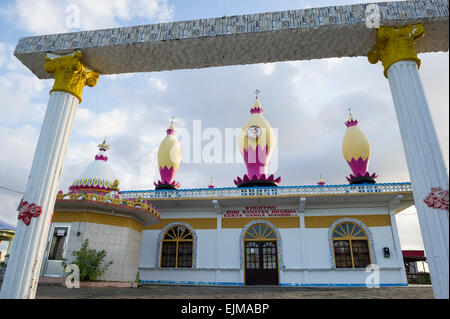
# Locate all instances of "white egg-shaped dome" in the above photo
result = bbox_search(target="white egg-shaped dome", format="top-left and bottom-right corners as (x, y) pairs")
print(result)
(69, 141), (119, 193)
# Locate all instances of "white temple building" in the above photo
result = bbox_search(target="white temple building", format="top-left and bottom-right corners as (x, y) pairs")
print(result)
(42, 97), (414, 287)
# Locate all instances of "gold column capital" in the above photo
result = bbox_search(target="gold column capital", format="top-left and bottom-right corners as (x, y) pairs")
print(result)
(44, 51), (100, 102)
(368, 23), (425, 78)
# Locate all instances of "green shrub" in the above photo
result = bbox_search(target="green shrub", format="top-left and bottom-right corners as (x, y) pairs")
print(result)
(62, 239), (113, 281)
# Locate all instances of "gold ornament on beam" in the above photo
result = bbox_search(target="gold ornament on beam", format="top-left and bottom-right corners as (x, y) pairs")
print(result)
(44, 51), (100, 103)
(110, 179), (120, 191)
(367, 23), (425, 78)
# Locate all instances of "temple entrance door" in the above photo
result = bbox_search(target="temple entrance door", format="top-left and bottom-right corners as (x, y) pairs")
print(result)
(42, 225), (70, 277)
(243, 223), (279, 285)
(244, 241), (279, 285)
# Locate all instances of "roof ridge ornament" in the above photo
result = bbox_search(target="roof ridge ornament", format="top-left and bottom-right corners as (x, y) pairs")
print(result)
(250, 90), (263, 114)
(318, 173), (326, 186)
(345, 108), (358, 128)
(98, 138), (109, 151)
(167, 117), (176, 134)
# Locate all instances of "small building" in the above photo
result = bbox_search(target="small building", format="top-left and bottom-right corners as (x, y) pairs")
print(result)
(42, 97), (415, 287)
(0, 221), (15, 262)
(0, 220), (15, 280)
(402, 250), (430, 284)
(41, 141), (161, 282)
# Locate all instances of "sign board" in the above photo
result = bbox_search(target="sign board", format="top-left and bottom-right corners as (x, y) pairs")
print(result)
(224, 206), (297, 218)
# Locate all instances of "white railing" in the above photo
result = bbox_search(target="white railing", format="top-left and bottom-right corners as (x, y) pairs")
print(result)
(121, 182), (412, 200)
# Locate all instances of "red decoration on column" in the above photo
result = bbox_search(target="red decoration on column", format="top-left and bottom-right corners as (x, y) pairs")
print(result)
(17, 201), (42, 226)
(424, 187), (449, 211)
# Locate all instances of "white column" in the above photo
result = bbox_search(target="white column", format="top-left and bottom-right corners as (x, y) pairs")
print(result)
(388, 208), (407, 284)
(212, 200), (222, 284)
(298, 197), (308, 285)
(215, 211), (222, 284)
(0, 91), (79, 299)
(387, 60), (449, 298)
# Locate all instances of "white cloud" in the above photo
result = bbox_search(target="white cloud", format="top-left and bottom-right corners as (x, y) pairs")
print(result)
(395, 206), (425, 250)
(260, 63), (276, 75)
(0, 42), (49, 125)
(0, 124), (39, 226)
(148, 77), (168, 91)
(75, 107), (129, 138)
(0, 43), (7, 68)
(2, 0), (175, 35)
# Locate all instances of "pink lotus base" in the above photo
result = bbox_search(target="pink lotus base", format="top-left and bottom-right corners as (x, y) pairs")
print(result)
(155, 166), (180, 189)
(347, 157), (370, 177)
(234, 174), (281, 187)
(154, 180), (180, 190)
(95, 154), (108, 161)
(346, 172), (378, 184)
(345, 157), (377, 184)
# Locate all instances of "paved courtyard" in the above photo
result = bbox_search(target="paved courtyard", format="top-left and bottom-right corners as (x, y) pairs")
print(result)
(35, 284), (434, 299)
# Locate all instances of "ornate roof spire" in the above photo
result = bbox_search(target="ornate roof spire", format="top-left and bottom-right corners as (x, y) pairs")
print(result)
(167, 117), (176, 135)
(155, 118), (181, 189)
(250, 89), (264, 114)
(69, 139), (118, 194)
(95, 138), (109, 161)
(234, 94), (281, 187)
(98, 138), (109, 151)
(317, 173), (326, 186)
(208, 177), (215, 189)
(345, 107), (358, 128)
(342, 111), (377, 184)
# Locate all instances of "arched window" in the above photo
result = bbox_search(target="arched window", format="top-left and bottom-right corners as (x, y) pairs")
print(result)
(160, 225), (193, 268)
(332, 222), (371, 268)
(244, 223), (277, 241)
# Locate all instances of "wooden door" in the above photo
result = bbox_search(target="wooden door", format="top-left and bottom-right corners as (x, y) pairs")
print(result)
(244, 240), (278, 285)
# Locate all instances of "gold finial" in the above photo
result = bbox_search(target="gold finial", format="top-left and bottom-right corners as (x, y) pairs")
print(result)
(252, 90), (262, 109)
(169, 117), (175, 130)
(208, 176), (215, 188)
(348, 108), (354, 121)
(111, 179), (120, 190)
(98, 138), (109, 150)
(318, 173), (326, 185)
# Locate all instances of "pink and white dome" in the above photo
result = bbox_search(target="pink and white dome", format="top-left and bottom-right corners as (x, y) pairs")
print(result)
(69, 140), (119, 194)
(342, 111), (377, 184)
(154, 119), (182, 189)
(234, 95), (281, 187)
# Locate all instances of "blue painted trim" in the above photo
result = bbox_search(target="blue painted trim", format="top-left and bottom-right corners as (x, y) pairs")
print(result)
(140, 280), (407, 287)
(140, 280), (244, 286)
(280, 283), (409, 287)
(121, 182), (411, 194)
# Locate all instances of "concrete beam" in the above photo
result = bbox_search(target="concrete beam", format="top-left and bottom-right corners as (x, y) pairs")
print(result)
(14, 0), (449, 79)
